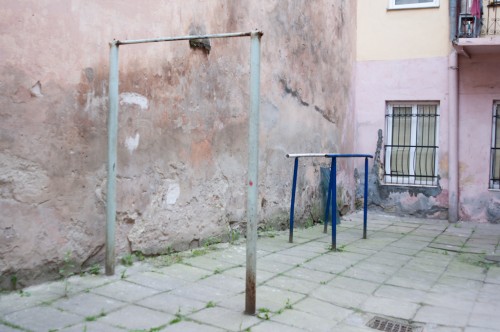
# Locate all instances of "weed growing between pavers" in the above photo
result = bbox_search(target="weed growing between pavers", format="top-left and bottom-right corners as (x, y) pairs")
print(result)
(206, 301), (216, 308)
(120, 254), (135, 266)
(458, 253), (497, 271)
(130, 325), (168, 332)
(258, 299), (294, 319)
(85, 310), (106, 322)
(0, 319), (25, 331)
(59, 251), (76, 297)
(169, 308), (186, 325)
(257, 307), (271, 320)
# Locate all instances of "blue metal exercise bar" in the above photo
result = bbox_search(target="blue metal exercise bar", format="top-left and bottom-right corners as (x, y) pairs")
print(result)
(286, 153), (373, 250)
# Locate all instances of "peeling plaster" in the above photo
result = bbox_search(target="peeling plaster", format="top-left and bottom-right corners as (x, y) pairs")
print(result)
(166, 183), (180, 205)
(124, 133), (140, 154)
(119, 92), (149, 110)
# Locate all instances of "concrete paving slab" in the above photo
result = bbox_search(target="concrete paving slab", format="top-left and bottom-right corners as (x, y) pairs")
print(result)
(310, 284), (369, 308)
(156, 263), (212, 281)
(59, 321), (126, 332)
(386, 268), (441, 291)
(261, 252), (309, 266)
(99, 304), (173, 330)
(169, 282), (237, 303)
(182, 255), (240, 273)
(270, 308), (339, 331)
(222, 265), (276, 284)
(91, 280), (160, 303)
(341, 266), (391, 284)
(465, 327), (499, 332)
(414, 305), (469, 327)
(0, 288), (62, 315)
(263, 274), (320, 294)
(137, 292), (207, 315)
(254, 258), (295, 274)
(327, 275), (379, 295)
(423, 292), (475, 311)
(374, 284), (427, 304)
(477, 282), (500, 303)
(250, 320), (306, 332)
(197, 273), (246, 293)
(218, 285), (305, 313)
(468, 312), (500, 330)
(0, 324), (23, 332)
(361, 296), (420, 320)
(283, 266), (335, 283)
(368, 251), (413, 267)
(162, 320), (225, 332)
(52, 292), (126, 317)
(3, 306), (83, 331)
(293, 297), (354, 322)
(188, 307), (261, 331)
(383, 244), (423, 256)
(124, 271), (189, 291)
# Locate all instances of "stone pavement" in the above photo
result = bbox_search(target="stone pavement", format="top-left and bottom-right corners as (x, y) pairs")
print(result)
(1, 212), (500, 332)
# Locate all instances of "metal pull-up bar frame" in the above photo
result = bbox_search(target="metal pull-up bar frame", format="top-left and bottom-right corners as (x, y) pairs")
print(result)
(106, 30), (262, 315)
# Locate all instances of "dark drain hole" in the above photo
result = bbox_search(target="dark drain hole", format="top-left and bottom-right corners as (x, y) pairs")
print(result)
(367, 316), (422, 332)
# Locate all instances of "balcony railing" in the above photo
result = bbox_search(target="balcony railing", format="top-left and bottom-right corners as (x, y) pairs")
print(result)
(458, 0), (500, 37)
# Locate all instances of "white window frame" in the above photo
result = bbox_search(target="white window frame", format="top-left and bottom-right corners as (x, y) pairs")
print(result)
(384, 102), (440, 186)
(388, 0), (440, 10)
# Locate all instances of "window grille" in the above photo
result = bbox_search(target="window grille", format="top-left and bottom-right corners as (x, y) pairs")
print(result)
(384, 103), (439, 186)
(490, 102), (500, 189)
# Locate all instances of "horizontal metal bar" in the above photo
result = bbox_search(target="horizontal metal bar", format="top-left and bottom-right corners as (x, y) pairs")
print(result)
(325, 154), (374, 158)
(115, 31), (259, 45)
(286, 153), (328, 158)
(385, 145), (439, 148)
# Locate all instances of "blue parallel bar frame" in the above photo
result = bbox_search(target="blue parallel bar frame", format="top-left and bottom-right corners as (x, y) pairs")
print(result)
(289, 157), (299, 243)
(324, 154), (373, 250)
(287, 153), (373, 245)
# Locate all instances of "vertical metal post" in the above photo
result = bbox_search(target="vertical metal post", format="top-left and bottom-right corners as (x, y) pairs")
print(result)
(245, 31), (261, 316)
(324, 158), (335, 234)
(363, 157), (369, 239)
(105, 41), (119, 276)
(289, 157), (299, 243)
(332, 157), (337, 250)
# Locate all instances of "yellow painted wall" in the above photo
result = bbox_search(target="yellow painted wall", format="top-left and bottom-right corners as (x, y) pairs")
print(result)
(357, 0), (450, 61)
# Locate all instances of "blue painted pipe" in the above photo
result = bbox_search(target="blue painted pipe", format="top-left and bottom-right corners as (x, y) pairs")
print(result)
(332, 157), (337, 250)
(324, 158), (335, 234)
(363, 157), (369, 239)
(289, 157), (299, 243)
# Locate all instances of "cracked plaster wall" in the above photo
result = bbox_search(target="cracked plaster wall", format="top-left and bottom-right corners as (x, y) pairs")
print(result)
(0, 0), (357, 287)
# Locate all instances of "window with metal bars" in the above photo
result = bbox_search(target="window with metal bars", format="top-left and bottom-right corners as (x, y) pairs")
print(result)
(490, 102), (500, 189)
(384, 102), (439, 186)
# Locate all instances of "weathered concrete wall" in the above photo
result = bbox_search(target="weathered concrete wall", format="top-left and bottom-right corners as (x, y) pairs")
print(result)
(0, 1), (357, 287)
(458, 53), (500, 222)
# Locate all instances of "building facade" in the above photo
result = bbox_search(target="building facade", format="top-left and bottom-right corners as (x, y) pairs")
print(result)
(355, 0), (500, 222)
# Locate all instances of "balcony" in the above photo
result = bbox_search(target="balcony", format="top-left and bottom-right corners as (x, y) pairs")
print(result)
(454, 0), (500, 56)
(458, 0), (500, 38)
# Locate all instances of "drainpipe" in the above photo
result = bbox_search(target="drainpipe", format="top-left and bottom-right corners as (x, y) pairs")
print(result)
(448, 0), (459, 223)
(448, 50), (459, 223)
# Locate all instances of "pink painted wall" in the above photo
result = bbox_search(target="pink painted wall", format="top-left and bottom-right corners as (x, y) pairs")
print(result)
(458, 53), (500, 222)
(355, 57), (451, 218)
